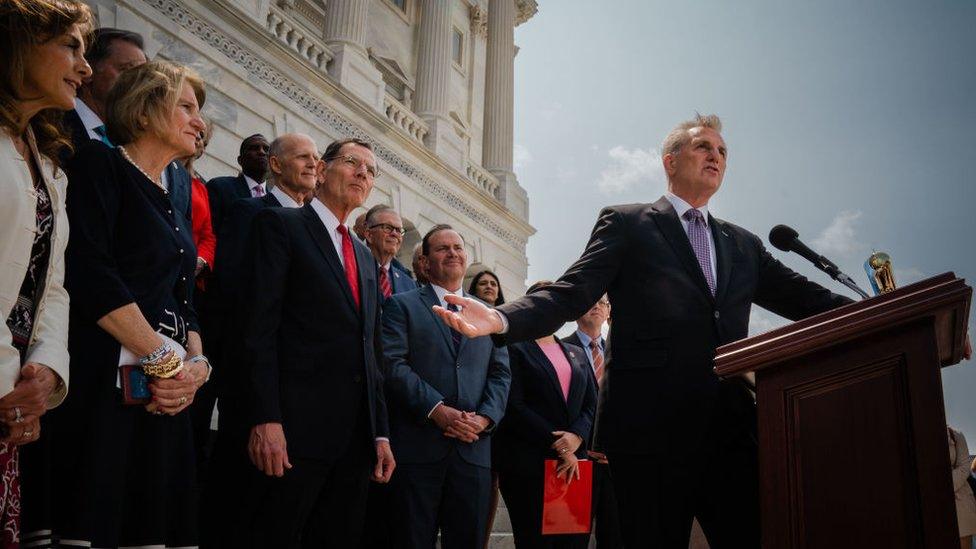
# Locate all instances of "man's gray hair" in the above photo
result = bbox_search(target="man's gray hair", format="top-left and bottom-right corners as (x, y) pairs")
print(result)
(661, 113), (723, 157)
(364, 204), (397, 227)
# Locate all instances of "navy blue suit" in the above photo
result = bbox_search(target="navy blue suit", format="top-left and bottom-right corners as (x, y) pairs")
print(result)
(206, 174), (252, 237)
(389, 261), (417, 295)
(381, 285), (510, 549)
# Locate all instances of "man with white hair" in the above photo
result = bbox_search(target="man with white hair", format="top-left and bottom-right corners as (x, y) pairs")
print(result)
(434, 114), (854, 547)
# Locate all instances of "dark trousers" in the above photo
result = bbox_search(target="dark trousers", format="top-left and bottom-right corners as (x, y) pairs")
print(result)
(199, 422), (252, 549)
(361, 480), (394, 548)
(246, 434), (373, 549)
(391, 449), (491, 549)
(591, 461), (623, 548)
(497, 466), (589, 549)
(608, 441), (760, 549)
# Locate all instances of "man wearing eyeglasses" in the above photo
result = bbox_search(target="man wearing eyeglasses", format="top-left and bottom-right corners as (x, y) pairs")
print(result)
(240, 137), (395, 547)
(364, 205), (417, 300)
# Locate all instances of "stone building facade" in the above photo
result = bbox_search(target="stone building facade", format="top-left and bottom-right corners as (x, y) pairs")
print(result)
(82, 0), (537, 294)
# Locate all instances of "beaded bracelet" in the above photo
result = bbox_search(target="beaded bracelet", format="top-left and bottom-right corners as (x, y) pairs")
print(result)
(141, 343), (170, 366)
(142, 351), (184, 379)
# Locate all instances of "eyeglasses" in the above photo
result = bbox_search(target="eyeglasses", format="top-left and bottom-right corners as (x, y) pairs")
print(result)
(329, 154), (380, 178)
(595, 299), (610, 307)
(369, 223), (405, 236)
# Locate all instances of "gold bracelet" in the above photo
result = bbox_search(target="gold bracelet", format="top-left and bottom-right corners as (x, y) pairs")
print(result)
(142, 352), (184, 379)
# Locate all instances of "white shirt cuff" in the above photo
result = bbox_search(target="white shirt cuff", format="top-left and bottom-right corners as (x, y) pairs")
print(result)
(427, 401), (444, 418)
(375, 437), (390, 443)
(495, 310), (509, 334)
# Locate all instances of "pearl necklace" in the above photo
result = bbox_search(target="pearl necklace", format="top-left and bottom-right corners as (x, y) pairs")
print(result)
(118, 145), (164, 189)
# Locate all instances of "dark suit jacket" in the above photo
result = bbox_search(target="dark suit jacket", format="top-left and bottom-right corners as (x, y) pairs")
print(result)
(497, 196), (854, 456)
(492, 340), (596, 473)
(207, 174), (254, 238)
(562, 331), (601, 386)
(242, 203), (388, 460)
(389, 261), (417, 294)
(381, 286), (510, 468)
(215, 193), (282, 310)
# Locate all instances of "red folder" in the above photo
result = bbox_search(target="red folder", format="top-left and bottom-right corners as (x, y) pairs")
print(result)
(541, 459), (592, 535)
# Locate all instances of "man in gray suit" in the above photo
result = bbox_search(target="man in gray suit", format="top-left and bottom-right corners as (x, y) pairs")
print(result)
(381, 224), (510, 549)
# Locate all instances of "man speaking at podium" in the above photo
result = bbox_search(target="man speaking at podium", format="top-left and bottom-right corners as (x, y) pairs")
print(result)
(435, 114), (854, 547)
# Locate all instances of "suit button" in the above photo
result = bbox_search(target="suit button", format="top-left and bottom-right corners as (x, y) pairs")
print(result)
(353, 374), (362, 383)
(714, 311), (720, 319)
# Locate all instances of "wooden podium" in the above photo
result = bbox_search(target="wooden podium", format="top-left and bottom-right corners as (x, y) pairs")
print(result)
(715, 273), (971, 548)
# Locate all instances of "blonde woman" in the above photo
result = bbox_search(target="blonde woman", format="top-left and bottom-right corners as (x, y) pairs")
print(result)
(0, 0), (92, 543)
(30, 60), (209, 548)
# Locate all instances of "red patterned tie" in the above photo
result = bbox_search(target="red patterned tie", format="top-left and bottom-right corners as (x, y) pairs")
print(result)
(589, 340), (605, 387)
(378, 266), (392, 299)
(337, 225), (360, 309)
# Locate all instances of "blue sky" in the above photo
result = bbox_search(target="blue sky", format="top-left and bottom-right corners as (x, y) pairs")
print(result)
(513, 1), (976, 437)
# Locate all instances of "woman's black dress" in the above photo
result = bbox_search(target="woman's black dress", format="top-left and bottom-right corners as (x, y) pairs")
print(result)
(24, 142), (200, 548)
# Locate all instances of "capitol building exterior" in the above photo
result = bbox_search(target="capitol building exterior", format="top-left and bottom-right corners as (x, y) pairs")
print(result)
(82, 0), (537, 295)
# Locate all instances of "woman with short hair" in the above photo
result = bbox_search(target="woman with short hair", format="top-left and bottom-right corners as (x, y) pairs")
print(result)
(32, 60), (210, 548)
(0, 0), (92, 543)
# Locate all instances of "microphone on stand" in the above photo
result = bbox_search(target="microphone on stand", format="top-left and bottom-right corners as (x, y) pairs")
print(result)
(768, 224), (870, 299)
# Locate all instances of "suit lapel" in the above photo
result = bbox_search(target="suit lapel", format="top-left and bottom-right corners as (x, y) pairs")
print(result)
(650, 197), (714, 299)
(710, 215), (735, 305)
(300, 205), (358, 313)
(235, 174), (251, 198)
(562, 341), (586, 414)
(454, 292), (473, 356)
(419, 285), (457, 354)
(526, 342), (567, 409)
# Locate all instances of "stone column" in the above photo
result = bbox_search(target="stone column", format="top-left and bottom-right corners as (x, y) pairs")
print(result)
(483, 0), (516, 202)
(323, 0), (384, 111)
(414, 0), (464, 169)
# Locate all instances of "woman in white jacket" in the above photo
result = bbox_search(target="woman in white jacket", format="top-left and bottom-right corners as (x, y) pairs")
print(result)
(949, 426), (976, 549)
(0, 0), (93, 542)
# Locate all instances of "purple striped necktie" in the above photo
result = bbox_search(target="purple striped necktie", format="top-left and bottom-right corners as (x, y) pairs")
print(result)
(683, 208), (716, 296)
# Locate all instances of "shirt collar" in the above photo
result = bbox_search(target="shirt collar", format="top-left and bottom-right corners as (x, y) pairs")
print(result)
(574, 329), (602, 349)
(430, 284), (464, 309)
(666, 192), (710, 225)
(310, 197), (344, 237)
(74, 99), (103, 134)
(243, 174), (266, 193)
(270, 185), (301, 208)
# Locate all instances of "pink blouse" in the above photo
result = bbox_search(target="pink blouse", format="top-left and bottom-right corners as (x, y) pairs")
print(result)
(538, 341), (572, 401)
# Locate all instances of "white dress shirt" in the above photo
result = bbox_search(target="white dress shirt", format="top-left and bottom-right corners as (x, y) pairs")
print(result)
(74, 98), (103, 140)
(310, 198), (349, 266)
(244, 174), (267, 198)
(270, 185), (301, 209)
(665, 192), (718, 283)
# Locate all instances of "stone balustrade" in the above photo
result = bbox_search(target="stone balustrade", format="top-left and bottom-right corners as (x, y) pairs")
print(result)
(466, 161), (501, 199)
(266, 5), (332, 71)
(383, 94), (429, 143)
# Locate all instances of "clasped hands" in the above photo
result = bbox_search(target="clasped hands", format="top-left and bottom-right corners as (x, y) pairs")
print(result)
(0, 363), (58, 445)
(144, 360), (208, 416)
(430, 404), (489, 443)
(552, 430), (584, 485)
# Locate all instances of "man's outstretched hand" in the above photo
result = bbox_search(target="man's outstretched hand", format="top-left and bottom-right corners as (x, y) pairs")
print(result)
(432, 294), (504, 338)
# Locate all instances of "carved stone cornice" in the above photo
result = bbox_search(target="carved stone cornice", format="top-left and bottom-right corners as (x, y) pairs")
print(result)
(515, 0), (538, 26)
(142, 0), (527, 251)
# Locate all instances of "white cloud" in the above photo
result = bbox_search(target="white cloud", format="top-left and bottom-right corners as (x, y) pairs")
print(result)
(811, 210), (862, 256)
(513, 144), (533, 170)
(893, 267), (926, 285)
(597, 145), (665, 194)
(539, 102), (564, 121)
(748, 310), (788, 336)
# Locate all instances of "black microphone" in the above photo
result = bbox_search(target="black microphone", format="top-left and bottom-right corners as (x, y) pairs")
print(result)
(769, 224), (870, 299)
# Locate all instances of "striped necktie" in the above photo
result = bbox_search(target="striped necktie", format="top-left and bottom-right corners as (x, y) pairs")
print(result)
(447, 303), (462, 349)
(589, 340), (605, 386)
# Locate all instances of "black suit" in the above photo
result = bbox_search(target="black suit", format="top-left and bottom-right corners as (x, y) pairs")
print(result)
(497, 196), (853, 547)
(492, 340), (596, 549)
(206, 174), (253, 237)
(562, 332), (622, 549)
(198, 192), (283, 548)
(237, 202), (388, 548)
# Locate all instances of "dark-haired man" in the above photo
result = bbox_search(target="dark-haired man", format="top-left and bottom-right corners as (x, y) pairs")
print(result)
(381, 224), (510, 549)
(206, 134), (271, 235)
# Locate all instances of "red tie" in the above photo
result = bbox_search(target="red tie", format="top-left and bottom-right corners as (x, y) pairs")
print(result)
(337, 225), (360, 309)
(589, 340), (605, 387)
(378, 266), (392, 298)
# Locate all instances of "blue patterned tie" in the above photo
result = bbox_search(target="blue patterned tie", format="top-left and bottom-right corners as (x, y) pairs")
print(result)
(93, 125), (113, 147)
(447, 302), (462, 349)
(683, 209), (716, 295)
